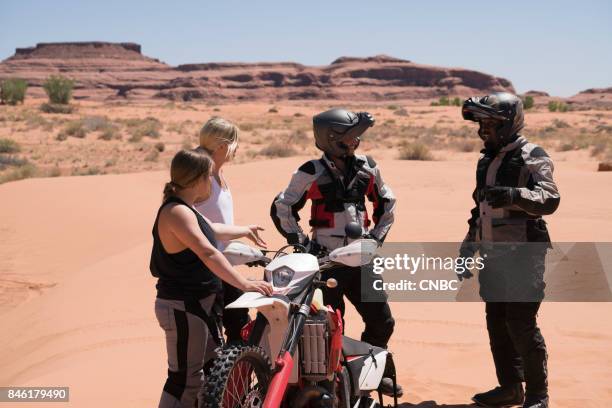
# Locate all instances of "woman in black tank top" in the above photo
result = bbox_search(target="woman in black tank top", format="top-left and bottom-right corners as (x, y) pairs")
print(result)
(151, 149), (272, 408)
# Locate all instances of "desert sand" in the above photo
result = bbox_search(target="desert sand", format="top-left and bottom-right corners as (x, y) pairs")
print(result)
(1, 152), (612, 408)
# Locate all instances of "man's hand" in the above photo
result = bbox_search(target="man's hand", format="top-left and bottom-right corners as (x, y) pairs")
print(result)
(485, 186), (520, 209)
(357, 112), (375, 127)
(457, 241), (477, 281)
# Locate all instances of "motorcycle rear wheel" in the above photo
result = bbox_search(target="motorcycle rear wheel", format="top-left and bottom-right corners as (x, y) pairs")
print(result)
(200, 345), (272, 408)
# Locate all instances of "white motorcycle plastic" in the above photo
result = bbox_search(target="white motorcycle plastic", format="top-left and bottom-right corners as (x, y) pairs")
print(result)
(199, 237), (400, 408)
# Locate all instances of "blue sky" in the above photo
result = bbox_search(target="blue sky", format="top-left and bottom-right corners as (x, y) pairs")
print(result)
(1, 0), (610, 96)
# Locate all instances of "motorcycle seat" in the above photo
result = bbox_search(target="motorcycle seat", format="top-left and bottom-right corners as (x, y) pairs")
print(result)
(342, 335), (385, 357)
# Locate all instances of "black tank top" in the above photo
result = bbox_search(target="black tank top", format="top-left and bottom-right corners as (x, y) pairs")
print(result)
(150, 196), (222, 300)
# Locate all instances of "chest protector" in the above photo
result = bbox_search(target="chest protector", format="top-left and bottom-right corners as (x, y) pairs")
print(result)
(308, 159), (372, 228)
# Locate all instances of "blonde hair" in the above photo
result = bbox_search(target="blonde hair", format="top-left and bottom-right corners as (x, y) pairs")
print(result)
(199, 117), (239, 159)
(163, 149), (213, 201)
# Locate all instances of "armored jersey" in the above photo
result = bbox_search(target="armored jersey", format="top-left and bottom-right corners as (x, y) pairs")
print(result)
(271, 154), (396, 250)
(465, 136), (560, 244)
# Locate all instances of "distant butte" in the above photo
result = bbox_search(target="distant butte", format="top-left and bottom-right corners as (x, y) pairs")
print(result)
(0, 41), (607, 106)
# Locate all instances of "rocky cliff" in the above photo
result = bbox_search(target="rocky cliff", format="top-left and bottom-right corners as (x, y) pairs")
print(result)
(0, 42), (517, 101)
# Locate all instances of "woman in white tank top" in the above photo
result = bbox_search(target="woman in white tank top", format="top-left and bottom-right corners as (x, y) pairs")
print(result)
(194, 117), (260, 343)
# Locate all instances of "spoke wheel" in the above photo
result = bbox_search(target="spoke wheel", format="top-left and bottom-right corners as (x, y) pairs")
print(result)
(200, 345), (272, 408)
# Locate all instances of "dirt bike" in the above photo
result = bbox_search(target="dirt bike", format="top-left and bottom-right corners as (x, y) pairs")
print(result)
(200, 225), (401, 408)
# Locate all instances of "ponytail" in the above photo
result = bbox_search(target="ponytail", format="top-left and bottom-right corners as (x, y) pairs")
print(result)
(162, 150), (213, 201)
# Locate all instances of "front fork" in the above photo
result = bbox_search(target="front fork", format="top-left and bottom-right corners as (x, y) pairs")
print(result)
(262, 290), (316, 408)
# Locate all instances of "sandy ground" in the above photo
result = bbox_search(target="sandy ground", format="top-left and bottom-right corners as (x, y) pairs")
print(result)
(1, 155), (612, 407)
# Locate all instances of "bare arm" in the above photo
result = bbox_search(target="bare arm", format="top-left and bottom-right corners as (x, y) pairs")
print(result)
(165, 205), (272, 295)
(203, 220), (267, 247)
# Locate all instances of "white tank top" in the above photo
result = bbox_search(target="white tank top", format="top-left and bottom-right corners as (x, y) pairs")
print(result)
(195, 175), (234, 250)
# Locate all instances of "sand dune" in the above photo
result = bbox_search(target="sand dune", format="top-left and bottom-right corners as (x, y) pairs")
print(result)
(1, 157), (611, 407)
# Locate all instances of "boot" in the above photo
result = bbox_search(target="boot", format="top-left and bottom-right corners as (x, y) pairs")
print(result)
(379, 377), (404, 398)
(472, 383), (525, 407)
(522, 395), (548, 408)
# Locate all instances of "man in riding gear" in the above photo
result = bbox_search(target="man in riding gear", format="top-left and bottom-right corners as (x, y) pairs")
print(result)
(271, 108), (401, 396)
(460, 92), (560, 408)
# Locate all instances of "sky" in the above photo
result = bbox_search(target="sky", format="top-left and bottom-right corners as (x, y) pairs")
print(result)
(1, 0), (610, 97)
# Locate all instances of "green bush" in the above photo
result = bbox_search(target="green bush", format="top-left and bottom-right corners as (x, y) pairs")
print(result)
(0, 138), (21, 153)
(523, 95), (534, 110)
(0, 78), (28, 105)
(439, 96), (450, 106)
(398, 142), (434, 160)
(451, 97), (462, 107)
(547, 100), (568, 112)
(43, 75), (74, 105)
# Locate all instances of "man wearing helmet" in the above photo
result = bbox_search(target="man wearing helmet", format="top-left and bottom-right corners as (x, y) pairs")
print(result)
(460, 93), (560, 408)
(271, 108), (401, 395)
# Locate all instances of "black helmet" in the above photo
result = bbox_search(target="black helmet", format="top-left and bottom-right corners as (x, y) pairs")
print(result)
(313, 109), (375, 157)
(462, 92), (524, 144)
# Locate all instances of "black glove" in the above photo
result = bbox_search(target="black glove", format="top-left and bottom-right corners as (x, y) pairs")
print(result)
(364, 233), (382, 247)
(457, 241), (477, 281)
(296, 237), (325, 256)
(357, 112), (375, 128)
(485, 186), (520, 209)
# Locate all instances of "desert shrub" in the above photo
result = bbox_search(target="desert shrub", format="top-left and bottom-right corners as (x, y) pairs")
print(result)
(387, 104), (399, 110)
(548, 101), (569, 113)
(552, 119), (570, 129)
(43, 75), (74, 104)
(82, 116), (113, 132)
(0, 154), (28, 168)
(239, 122), (257, 132)
(268, 106), (279, 113)
(154, 142), (165, 152)
(123, 117), (162, 141)
(293, 112), (304, 117)
(0, 78), (28, 105)
(23, 111), (53, 131)
(98, 126), (121, 141)
(398, 142), (433, 160)
(40, 103), (74, 114)
(394, 108), (409, 117)
(259, 142), (297, 157)
(591, 142), (607, 157)
(451, 97), (462, 107)
(523, 95), (534, 110)
(75, 166), (102, 176)
(64, 120), (88, 138)
(56, 131), (68, 141)
(145, 149), (160, 162)
(0, 138), (21, 153)
(558, 142), (576, 152)
(0, 161), (37, 184)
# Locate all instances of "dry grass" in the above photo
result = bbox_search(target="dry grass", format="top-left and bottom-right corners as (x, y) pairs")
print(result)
(398, 142), (434, 160)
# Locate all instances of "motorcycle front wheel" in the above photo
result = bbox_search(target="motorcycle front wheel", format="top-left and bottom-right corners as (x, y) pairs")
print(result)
(200, 345), (272, 408)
